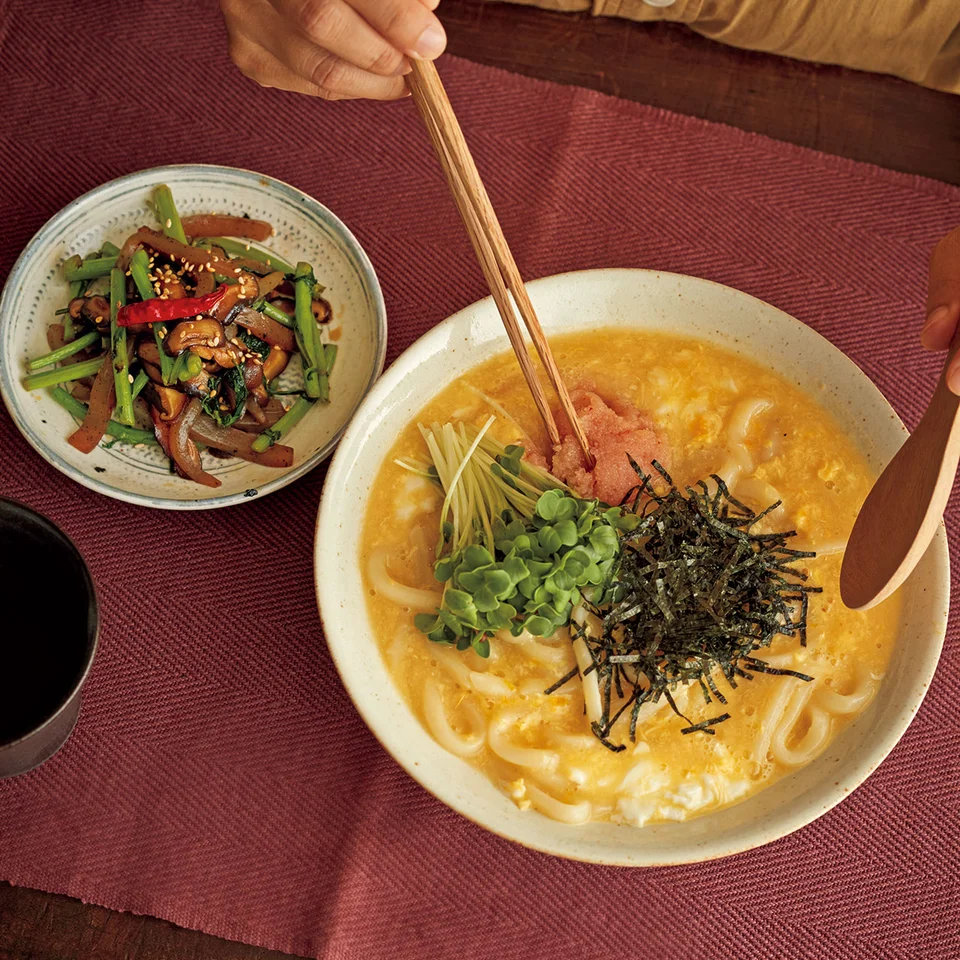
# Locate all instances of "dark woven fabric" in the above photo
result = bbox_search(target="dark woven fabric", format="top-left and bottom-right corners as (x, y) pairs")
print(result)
(0, 2), (958, 957)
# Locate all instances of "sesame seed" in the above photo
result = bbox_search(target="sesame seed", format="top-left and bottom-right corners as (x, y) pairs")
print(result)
(127, 373), (135, 384)
(134, 443), (146, 449)
(165, 218), (172, 229)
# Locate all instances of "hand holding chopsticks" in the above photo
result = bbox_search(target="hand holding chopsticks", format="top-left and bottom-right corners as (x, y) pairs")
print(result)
(406, 59), (594, 468)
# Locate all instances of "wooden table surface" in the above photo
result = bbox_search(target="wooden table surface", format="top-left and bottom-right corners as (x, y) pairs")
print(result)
(2, 2), (958, 958)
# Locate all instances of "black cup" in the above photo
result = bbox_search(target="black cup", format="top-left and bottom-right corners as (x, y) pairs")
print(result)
(0, 498), (98, 778)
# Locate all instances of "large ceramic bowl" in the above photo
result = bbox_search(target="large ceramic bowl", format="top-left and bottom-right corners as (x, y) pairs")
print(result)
(314, 268), (949, 865)
(0, 164), (386, 509)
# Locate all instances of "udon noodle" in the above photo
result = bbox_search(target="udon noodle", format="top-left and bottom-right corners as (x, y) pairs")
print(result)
(361, 330), (900, 826)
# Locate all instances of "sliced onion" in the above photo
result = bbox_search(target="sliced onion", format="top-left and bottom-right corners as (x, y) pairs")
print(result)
(169, 399), (221, 487)
(150, 407), (173, 458)
(244, 396), (267, 424)
(46, 324), (66, 351)
(190, 413), (293, 468)
(179, 215), (273, 242)
(236, 397), (285, 431)
(68, 359), (116, 454)
(234, 397), (287, 433)
(194, 269), (215, 296)
(118, 228), (243, 278)
(232, 307), (296, 352)
(257, 270), (286, 298)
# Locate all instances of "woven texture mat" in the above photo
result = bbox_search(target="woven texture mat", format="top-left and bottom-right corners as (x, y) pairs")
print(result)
(1, 2), (959, 957)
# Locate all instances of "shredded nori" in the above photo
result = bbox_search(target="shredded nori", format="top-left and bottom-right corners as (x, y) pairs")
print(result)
(558, 461), (821, 750)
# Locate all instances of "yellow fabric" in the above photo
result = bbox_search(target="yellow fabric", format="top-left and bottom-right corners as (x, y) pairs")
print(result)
(491, 0), (960, 93)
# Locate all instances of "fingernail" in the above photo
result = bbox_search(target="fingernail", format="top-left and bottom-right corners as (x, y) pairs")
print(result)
(409, 23), (446, 60)
(948, 362), (960, 396)
(920, 304), (951, 348)
(392, 58), (412, 76)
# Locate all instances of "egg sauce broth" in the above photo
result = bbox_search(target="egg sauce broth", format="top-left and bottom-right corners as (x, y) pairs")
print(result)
(360, 330), (900, 826)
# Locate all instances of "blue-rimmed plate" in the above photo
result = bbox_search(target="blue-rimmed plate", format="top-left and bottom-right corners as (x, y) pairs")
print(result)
(0, 164), (386, 509)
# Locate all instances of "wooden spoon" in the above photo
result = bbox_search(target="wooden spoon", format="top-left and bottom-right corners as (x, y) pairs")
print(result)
(840, 337), (960, 610)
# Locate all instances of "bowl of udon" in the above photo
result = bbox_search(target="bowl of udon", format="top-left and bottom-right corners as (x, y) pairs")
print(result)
(315, 268), (949, 865)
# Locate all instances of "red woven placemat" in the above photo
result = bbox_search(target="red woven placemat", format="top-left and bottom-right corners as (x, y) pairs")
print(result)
(1, 2), (959, 958)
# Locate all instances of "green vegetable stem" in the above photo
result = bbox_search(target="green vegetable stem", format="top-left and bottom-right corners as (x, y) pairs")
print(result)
(293, 262), (325, 400)
(63, 256), (116, 283)
(27, 331), (100, 371)
(23, 355), (104, 391)
(109, 267), (135, 426)
(154, 184), (186, 244)
(130, 248), (176, 385)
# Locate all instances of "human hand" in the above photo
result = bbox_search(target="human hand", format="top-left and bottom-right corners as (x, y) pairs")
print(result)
(920, 226), (960, 393)
(221, 0), (446, 101)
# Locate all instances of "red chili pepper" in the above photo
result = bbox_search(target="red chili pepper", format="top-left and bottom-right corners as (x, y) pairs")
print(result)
(117, 288), (227, 327)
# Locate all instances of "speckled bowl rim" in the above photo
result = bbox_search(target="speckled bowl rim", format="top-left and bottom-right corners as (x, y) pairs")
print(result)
(0, 164), (387, 510)
(316, 268), (949, 865)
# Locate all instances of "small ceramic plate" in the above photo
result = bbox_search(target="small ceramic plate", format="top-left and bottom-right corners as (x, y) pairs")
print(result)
(0, 164), (386, 509)
(316, 268), (949, 865)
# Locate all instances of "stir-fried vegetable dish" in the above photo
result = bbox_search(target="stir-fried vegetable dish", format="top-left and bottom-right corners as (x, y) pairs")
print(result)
(22, 184), (337, 487)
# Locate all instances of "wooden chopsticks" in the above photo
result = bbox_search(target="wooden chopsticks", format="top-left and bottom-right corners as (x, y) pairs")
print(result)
(407, 59), (594, 468)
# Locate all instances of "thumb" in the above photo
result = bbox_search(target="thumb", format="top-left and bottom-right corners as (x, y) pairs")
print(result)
(921, 225), (960, 352)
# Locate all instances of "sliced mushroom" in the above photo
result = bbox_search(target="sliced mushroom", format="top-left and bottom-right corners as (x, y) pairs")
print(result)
(137, 339), (164, 366)
(261, 346), (289, 382)
(68, 295), (112, 331)
(210, 271), (259, 322)
(241, 357), (264, 391)
(146, 383), (187, 421)
(165, 318), (225, 354)
(179, 367), (215, 399)
(191, 341), (244, 369)
(312, 297), (332, 324)
(140, 359), (164, 384)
